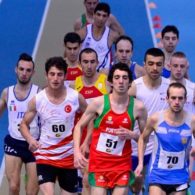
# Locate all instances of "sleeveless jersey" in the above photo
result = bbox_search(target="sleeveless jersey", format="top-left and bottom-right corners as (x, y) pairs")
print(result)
(75, 73), (108, 144)
(34, 87), (79, 168)
(81, 24), (111, 71)
(75, 73), (107, 104)
(89, 94), (135, 172)
(149, 112), (192, 184)
(7, 84), (40, 141)
(131, 77), (170, 156)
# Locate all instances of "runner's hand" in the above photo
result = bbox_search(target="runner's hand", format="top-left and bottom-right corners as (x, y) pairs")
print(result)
(74, 151), (88, 169)
(28, 138), (40, 152)
(134, 164), (143, 177)
(115, 126), (138, 140)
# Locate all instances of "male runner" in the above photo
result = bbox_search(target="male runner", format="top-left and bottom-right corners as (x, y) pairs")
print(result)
(135, 82), (195, 195)
(74, 63), (147, 195)
(74, 0), (124, 35)
(0, 53), (40, 195)
(77, 2), (119, 71)
(20, 57), (87, 195)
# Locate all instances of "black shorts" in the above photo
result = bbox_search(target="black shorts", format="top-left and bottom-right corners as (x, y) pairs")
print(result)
(37, 164), (78, 193)
(149, 183), (189, 194)
(4, 134), (35, 163)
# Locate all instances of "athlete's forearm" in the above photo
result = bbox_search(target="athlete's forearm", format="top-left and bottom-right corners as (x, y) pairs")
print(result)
(20, 120), (33, 143)
(73, 125), (82, 154)
(137, 135), (146, 166)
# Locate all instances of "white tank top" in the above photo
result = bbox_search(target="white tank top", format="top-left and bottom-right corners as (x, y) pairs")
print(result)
(81, 24), (111, 71)
(35, 87), (79, 165)
(184, 79), (195, 114)
(131, 77), (170, 155)
(7, 84), (40, 140)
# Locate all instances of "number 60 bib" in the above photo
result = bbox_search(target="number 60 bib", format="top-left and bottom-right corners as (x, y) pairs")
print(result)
(96, 133), (125, 156)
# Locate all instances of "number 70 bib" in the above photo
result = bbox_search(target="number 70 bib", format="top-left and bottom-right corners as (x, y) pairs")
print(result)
(158, 148), (185, 170)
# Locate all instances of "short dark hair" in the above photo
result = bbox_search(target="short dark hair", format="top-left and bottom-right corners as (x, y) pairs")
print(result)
(94, 2), (110, 16)
(79, 48), (98, 62)
(144, 48), (165, 62)
(161, 25), (179, 39)
(172, 51), (186, 59)
(167, 82), (187, 98)
(64, 32), (81, 45)
(108, 62), (133, 84)
(115, 35), (134, 51)
(45, 57), (67, 75)
(17, 53), (35, 69)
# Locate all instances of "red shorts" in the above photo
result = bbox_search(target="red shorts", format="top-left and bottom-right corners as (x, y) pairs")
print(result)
(88, 170), (135, 189)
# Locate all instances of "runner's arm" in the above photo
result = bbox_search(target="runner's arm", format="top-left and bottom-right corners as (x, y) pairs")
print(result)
(74, 98), (102, 168)
(0, 88), (7, 116)
(20, 97), (40, 151)
(135, 114), (157, 176)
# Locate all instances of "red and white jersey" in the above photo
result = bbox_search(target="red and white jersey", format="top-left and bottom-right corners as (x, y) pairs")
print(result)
(34, 87), (79, 168)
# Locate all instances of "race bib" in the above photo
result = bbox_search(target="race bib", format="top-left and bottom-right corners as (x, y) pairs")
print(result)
(158, 149), (185, 170)
(96, 133), (125, 156)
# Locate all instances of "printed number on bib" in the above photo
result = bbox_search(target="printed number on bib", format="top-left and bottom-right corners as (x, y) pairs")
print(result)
(52, 124), (65, 132)
(96, 133), (125, 156)
(158, 149), (185, 170)
(17, 123), (20, 131)
(52, 124), (66, 137)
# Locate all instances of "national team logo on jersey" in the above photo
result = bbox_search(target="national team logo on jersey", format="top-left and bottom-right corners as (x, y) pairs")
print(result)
(181, 137), (187, 144)
(106, 116), (113, 124)
(9, 100), (16, 111)
(64, 105), (72, 113)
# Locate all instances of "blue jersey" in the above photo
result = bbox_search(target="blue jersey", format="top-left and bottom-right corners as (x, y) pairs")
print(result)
(148, 112), (192, 185)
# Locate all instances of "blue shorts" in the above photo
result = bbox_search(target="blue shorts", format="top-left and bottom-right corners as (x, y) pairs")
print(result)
(132, 154), (151, 171)
(37, 164), (78, 193)
(4, 134), (35, 163)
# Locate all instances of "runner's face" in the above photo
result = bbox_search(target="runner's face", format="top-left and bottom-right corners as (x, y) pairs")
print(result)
(144, 55), (164, 80)
(84, 0), (98, 15)
(161, 32), (178, 53)
(115, 40), (133, 64)
(16, 60), (34, 85)
(112, 69), (130, 94)
(80, 52), (98, 78)
(65, 42), (80, 63)
(93, 10), (109, 28)
(46, 67), (65, 90)
(170, 56), (188, 80)
(167, 87), (186, 113)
